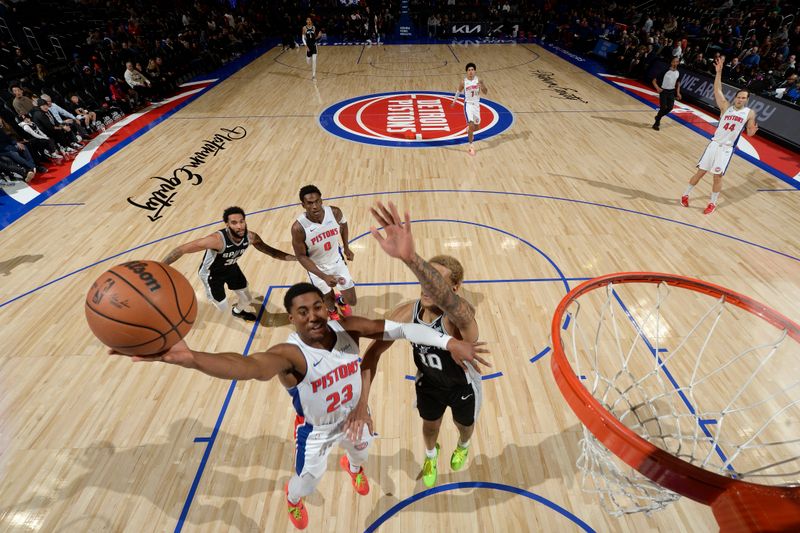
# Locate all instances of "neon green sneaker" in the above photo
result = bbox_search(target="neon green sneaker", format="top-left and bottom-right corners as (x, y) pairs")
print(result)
(450, 444), (470, 471)
(422, 444), (440, 488)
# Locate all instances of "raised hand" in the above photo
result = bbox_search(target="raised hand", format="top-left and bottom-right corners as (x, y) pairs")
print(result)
(715, 55), (725, 73)
(369, 201), (415, 262)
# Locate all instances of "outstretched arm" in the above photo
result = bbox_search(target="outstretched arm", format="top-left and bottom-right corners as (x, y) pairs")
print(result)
(163, 233), (223, 265)
(713, 55), (729, 113)
(369, 201), (479, 341)
(340, 315), (488, 369)
(249, 231), (296, 261)
(111, 339), (299, 381)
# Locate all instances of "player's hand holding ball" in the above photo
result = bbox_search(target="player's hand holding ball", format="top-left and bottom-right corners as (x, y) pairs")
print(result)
(86, 260), (196, 356)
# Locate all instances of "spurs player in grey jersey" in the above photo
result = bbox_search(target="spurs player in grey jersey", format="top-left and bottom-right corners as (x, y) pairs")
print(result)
(680, 55), (758, 215)
(346, 202), (490, 488)
(163, 206), (296, 321)
(110, 282), (487, 530)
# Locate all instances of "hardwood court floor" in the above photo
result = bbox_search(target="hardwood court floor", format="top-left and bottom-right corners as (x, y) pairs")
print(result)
(1, 43), (798, 532)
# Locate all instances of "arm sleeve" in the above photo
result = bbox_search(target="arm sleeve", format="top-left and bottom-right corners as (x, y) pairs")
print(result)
(383, 320), (452, 349)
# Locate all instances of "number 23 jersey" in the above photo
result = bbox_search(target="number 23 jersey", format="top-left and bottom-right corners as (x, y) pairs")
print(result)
(286, 321), (362, 426)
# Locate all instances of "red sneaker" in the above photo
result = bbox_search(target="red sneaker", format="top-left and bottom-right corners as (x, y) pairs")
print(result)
(285, 484), (309, 529)
(703, 202), (716, 215)
(680, 195), (689, 207)
(340, 455), (370, 495)
(336, 294), (352, 317)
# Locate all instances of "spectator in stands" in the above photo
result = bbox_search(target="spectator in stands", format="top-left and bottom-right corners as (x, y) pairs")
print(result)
(32, 63), (49, 88)
(0, 124), (36, 182)
(123, 61), (155, 100)
(64, 95), (101, 132)
(780, 54), (796, 76)
(30, 99), (80, 154)
(109, 77), (136, 112)
(741, 47), (761, 68)
(10, 84), (35, 117)
(40, 94), (88, 138)
(17, 114), (65, 162)
(783, 80), (800, 104)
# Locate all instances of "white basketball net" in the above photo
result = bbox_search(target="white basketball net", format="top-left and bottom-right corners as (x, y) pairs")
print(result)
(561, 280), (800, 516)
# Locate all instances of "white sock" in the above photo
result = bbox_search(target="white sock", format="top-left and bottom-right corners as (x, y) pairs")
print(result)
(348, 459), (361, 474)
(710, 192), (720, 204)
(457, 440), (470, 449)
(425, 447), (437, 458)
(311, 55), (317, 76)
(684, 185), (694, 196)
(233, 288), (252, 309)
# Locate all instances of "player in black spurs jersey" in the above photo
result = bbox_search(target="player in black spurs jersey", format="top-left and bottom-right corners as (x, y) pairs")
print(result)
(346, 201), (490, 488)
(302, 17), (321, 80)
(163, 206), (296, 321)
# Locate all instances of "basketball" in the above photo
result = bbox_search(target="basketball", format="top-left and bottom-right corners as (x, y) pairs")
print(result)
(85, 260), (197, 355)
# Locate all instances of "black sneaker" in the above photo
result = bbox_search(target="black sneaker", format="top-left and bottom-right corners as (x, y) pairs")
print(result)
(232, 308), (257, 321)
(652, 123), (660, 131)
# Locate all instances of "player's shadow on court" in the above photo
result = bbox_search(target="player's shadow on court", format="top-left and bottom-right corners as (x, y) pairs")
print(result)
(0, 418), (292, 531)
(353, 291), (411, 318)
(550, 172), (678, 207)
(0, 254), (43, 276)
(482, 129), (533, 148)
(364, 425), (584, 526)
(590, 114), (654, 129)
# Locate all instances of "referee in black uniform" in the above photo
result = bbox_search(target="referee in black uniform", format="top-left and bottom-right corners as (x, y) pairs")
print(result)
(652, 56), (682, 131)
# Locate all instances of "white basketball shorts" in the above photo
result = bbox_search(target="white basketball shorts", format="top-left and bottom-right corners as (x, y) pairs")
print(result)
(294, 418), (373, 478)
(697, 140), (734, 175)
(464, 101), (480, 125)
(307, 258), (355, 294)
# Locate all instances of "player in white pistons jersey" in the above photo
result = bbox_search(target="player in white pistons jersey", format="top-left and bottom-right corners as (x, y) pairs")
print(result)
(680, 56), (758, 215)
(292, 185), (356, 321)
(451, 62), (489, 156)
(110, 282), (488, 530)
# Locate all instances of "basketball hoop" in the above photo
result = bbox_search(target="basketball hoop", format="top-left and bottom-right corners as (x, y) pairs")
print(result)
(550, 272), (800, 532)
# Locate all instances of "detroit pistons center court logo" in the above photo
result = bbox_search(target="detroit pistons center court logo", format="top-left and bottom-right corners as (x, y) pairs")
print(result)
(319, 91), (513, 148)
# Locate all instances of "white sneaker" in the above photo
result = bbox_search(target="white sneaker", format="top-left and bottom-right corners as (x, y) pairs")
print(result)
(44, 149), (63, 160)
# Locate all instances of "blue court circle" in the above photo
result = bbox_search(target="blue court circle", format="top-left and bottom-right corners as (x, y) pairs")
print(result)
(364, 481), (595, 532)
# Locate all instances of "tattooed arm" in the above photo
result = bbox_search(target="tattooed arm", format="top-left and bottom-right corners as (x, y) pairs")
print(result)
(369, 201), (479, 342)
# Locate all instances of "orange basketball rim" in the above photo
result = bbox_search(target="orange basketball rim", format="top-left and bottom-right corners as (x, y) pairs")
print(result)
(550, 272), (800, 532)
